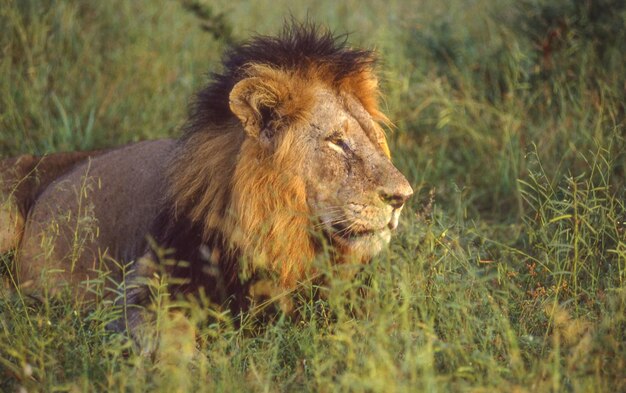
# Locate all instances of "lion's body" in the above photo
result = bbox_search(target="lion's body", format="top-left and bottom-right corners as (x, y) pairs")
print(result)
(0, 150), (101, 253)
(1, 24), (413, 329)
(15, 140), (173, 297)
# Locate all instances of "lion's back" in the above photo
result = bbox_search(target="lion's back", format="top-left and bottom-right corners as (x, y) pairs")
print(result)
(17, 139), (176, 297)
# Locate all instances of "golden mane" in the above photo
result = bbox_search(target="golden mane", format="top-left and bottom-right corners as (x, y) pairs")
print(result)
(154, 23), (391, 288)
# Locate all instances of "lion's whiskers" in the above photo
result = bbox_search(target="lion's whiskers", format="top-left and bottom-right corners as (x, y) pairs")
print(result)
(335, 221), (358, 236)
(314, 216), (353, 231)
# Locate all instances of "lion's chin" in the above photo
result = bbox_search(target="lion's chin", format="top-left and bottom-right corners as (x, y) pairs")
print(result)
(330, 228), (391, 260)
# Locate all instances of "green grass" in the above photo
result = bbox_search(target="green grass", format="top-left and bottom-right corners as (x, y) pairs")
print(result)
(1, 0), (625, 391)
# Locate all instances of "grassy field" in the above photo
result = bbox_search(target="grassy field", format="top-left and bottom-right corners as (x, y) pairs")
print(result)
(1, 0), (625, 391)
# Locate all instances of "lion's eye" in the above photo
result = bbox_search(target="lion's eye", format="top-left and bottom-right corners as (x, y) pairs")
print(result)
(326, 132), (350, 154)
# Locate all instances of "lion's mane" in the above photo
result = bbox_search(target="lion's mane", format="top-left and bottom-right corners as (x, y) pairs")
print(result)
(150, 23), (391, 299)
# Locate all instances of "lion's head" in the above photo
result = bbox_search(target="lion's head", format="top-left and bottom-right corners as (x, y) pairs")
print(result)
(159, 24), (412, 290)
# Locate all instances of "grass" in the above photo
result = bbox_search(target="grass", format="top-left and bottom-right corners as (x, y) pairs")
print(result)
(1, 0), (625, 391)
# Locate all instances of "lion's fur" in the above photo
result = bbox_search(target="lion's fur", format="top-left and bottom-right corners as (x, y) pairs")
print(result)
(0, 150), (101, 253)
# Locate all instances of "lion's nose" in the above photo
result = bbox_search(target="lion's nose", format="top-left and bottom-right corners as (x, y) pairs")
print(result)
(379, 182), (414, 209)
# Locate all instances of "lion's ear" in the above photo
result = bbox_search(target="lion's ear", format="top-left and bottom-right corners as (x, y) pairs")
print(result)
(229, 77), (283, 146)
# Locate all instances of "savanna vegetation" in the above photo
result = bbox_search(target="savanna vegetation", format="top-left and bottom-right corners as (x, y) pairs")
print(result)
(1, 0), (625, 391)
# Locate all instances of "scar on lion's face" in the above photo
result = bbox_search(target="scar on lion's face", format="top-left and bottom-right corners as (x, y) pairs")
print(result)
(288, 88), (413, 261)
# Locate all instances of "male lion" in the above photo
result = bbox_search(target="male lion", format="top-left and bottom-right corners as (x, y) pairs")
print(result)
(0, 24), (412, 330)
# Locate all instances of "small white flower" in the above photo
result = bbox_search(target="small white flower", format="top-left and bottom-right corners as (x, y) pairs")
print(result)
(23, 363), (33, 377)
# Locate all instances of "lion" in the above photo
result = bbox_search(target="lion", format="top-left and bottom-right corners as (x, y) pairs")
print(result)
(0, 23), (413, 330)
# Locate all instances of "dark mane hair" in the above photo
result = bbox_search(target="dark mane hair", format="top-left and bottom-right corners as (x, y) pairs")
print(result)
(183, 21), (377, 136)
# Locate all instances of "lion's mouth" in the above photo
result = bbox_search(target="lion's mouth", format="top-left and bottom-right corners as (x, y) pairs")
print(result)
(320, 217), (392, 258)
(330, 222), (382, 240)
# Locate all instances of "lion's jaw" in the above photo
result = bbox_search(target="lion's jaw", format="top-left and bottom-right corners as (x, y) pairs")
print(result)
(318, 205), (407, 260)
